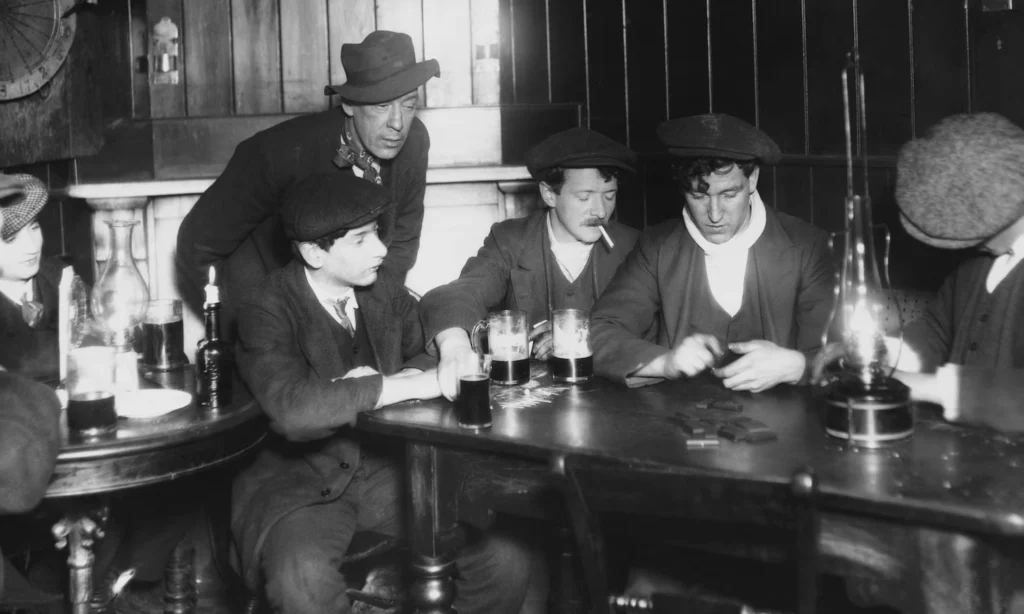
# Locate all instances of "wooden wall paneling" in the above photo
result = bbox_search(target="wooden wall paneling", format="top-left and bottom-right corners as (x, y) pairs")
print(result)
(375, 0), (426, 104)
(773, 165), (812, 224)
(640, 157), (681, 228)
(183, 0), (233, 116)
(326, 0), (375, 108)
(500, 103), (581, 163)
(910, 0), (968, 135)
(971, 7), (1024, 128)
(130, 0), (151, 119)
(148, 0), (187, 118)
(423, 0), (473, 107)
(470, 0), (502, 105)
(857, 0), (912, 155)
(809, 165), (847, 234)
(804, 0), (853, 155)
(547, 0), (586, 106)
(91, 1), (134, 122)
(756, 163), (775, 210)
(708, 0), (756, 123)
(585, 0), (627, 142)
(232, 0), (284, 115)
(755, 0), (806, 154)
(498, 0), (515, 104)
(507, 0), (549, 103)
(279, 0), (329, 113)
(62, 9), (105, 160)
(665, 0), (710, 118)
(624, 1), (667, 153)
(151, 115), (298, 179)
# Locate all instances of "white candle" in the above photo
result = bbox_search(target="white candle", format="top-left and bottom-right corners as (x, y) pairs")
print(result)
(204, 265), (220, 305)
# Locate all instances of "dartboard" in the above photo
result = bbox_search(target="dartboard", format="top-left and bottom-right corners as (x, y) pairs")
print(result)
(0, 0), (77, 101)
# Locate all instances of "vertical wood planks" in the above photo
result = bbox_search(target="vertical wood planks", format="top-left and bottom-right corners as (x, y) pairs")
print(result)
(585, 0), (627, 142)
(148, 0), (187, 118)
(756, 0), (805, 154)
(804, 0), (853, 155)
(232, 0), (283, 115)
(666, 0), (710, 118)
(708, 0), (756, 124)
(183, 0), (233, 116)
(507, 0), (549, 103)
(326, 0), (376, 108)
(423, 0), (473, 107)
(547, 0), (586, 106)
(857, 0), (912, 155)
(130, 0), (151, 119)
(911, 0), (969, 135)
(625, 1), (667, 152)
(970, 8), (1024, 128)
(279, 0), (329, 113)
(375, 0), (426, 103)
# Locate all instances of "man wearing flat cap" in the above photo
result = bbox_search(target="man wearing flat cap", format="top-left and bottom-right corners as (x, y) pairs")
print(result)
(591, 114), (833, 391)
(232, 172), (535, 613)
(879, 112), (1024, 432)
(176, 30), (438, 341)
(420, 127), (640, 399)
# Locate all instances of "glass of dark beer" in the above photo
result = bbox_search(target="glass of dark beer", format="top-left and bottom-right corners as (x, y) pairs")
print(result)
(67, 346), (118, 435)
(141, 299), (186, 371)
(471, 310), (529, 385)
(551, 308), (593, 383)
(455, 352), (493, 430)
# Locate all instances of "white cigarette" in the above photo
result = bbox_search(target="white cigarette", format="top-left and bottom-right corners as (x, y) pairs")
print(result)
(598, 225), (615, 249)
(533, 319), (548, 329)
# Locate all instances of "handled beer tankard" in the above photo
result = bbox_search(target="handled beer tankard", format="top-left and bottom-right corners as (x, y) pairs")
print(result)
(471, 310), (530, 385)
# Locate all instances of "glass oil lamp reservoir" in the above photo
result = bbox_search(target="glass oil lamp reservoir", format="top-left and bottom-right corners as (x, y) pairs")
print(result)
(822, 52), (912, 447)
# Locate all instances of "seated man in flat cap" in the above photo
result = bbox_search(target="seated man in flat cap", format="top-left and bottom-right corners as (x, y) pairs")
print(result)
(878, 112), (1024, 432)
(177, 30), (439, 341)
(233, 173), (534, 613)
(420, 127), (640, 398)
(591, 114), (833, 391)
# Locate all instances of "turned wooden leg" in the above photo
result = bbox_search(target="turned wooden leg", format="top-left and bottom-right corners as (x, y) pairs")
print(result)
(52, 507), (109, 614)
(407, 442), (458, 613)
(409, 554), (458, 614)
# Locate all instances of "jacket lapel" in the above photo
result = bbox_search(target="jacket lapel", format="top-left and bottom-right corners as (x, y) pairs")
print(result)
(509, 213), (550, 313)
(751, 209), (796, 344)
(354, 285), (390, 371)
(286, 262), (350, 381)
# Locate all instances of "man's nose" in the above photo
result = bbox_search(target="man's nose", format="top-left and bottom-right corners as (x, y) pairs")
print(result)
(707, 199), (724, 223)
(372, 234), (388, 258)
(386, 103), (404, 132)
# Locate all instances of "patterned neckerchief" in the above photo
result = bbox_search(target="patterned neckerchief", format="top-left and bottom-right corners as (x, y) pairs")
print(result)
(332, 118), (383, 185)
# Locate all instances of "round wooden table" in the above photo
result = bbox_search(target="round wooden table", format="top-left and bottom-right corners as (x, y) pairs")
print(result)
(45, 369), (265, 614)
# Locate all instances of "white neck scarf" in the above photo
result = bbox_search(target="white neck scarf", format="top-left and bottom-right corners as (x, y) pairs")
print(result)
(682, 190), (767, 317)
(546, 212), (595, 283)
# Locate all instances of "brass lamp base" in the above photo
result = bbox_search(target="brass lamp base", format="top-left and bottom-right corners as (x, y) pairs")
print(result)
(824, 376), (912, 448)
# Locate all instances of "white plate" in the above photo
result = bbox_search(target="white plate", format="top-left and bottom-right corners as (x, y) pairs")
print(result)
(116, 389), (192, 419)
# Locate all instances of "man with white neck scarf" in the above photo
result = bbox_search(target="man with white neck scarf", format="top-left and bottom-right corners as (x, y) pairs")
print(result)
(592, 114), (834, 392)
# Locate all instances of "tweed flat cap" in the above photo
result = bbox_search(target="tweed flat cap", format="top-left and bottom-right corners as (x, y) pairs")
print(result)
(1, 173), (48, 241)
(525, 128), (637, 178)
(281, 173), (394, 242)
(896, 112), (1024, 250)
(656, 114), (782, 164)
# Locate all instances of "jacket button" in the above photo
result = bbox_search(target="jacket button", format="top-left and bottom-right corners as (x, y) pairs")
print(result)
(980, 314), (989, 323)
(969, 342), (978, 351)
(320, 488), (331, 497)
(340, 462), (350, 469)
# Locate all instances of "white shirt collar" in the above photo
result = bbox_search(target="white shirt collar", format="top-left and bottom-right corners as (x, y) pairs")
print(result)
(0, 278), (33, 305)
(304, 268), (358, 326)
(546, 211), (595, 283)
(985, 233), (1024, 293)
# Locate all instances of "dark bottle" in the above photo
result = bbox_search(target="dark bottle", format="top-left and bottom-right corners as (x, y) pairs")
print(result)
(196, 301), (232, 409)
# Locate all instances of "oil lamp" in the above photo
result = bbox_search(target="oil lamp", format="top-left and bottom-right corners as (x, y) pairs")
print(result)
(821, 51), (912, 447)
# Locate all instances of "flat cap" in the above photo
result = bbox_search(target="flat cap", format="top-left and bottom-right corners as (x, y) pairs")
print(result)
(896, 112), (1024, 250)
(281, 173), (394, 242)
(656, 114), (781, 165)
(1, 173), (48, 241)
(525, 128), (637, 179)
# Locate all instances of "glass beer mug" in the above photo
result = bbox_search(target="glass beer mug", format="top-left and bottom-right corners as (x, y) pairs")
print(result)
(471, 310), (530, 385)
(551, 308), (593, 383)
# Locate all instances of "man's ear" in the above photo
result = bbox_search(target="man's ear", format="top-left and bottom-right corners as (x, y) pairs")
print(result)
(340, 102), (355, 117)
(747, 166), (760, 193)
(539, 182), (558, 209)
(297, 242), (324, 269)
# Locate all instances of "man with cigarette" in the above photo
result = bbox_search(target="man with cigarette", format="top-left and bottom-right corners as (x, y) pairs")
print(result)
(420, 127), (639, 399)
(591, 114), (833, 391)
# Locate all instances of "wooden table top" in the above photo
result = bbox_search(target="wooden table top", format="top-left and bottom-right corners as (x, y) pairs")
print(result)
(360, 363), (1024, 537)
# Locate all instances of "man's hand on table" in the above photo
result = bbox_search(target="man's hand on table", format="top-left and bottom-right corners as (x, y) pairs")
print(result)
(435, 328), (476, 401)
(637, 334), (722, 380)
(712, 340), (805, 393)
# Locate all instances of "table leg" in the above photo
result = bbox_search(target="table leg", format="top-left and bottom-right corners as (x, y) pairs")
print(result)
(52, 506), (109, 614)
(406, 442), (457, 613)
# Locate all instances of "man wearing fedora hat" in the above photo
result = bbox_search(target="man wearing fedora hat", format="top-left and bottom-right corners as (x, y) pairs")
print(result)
(420, 127), (640, 399)
(871, 112), (1024, 432)
(176, 30), (439, 340)
(591, 114), (833, 391)
(232, 172), (535, 613)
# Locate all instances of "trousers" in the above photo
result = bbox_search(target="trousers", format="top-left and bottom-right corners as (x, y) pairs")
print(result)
(261, 452), (538, 613)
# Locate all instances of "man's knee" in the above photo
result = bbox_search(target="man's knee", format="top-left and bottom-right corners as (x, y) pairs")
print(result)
(455, 530), (537, 613)
(262, 534), (349, 613)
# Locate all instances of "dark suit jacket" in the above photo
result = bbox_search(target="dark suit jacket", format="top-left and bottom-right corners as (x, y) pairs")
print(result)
(0, 257), (66, 381)
(175, 110), (429, 339)
(591, 207), (834, 386)
(419, 211), (640, 346)
(232, 260), (433, 589)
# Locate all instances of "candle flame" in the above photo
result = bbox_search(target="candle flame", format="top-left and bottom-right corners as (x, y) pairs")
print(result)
(208, 265), (216, 286)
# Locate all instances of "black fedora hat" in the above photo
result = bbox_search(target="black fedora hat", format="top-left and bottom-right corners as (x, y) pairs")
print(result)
(324, 31), (440, 104)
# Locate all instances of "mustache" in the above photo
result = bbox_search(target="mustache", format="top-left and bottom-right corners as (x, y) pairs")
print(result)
(582, 219), (606, 228)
